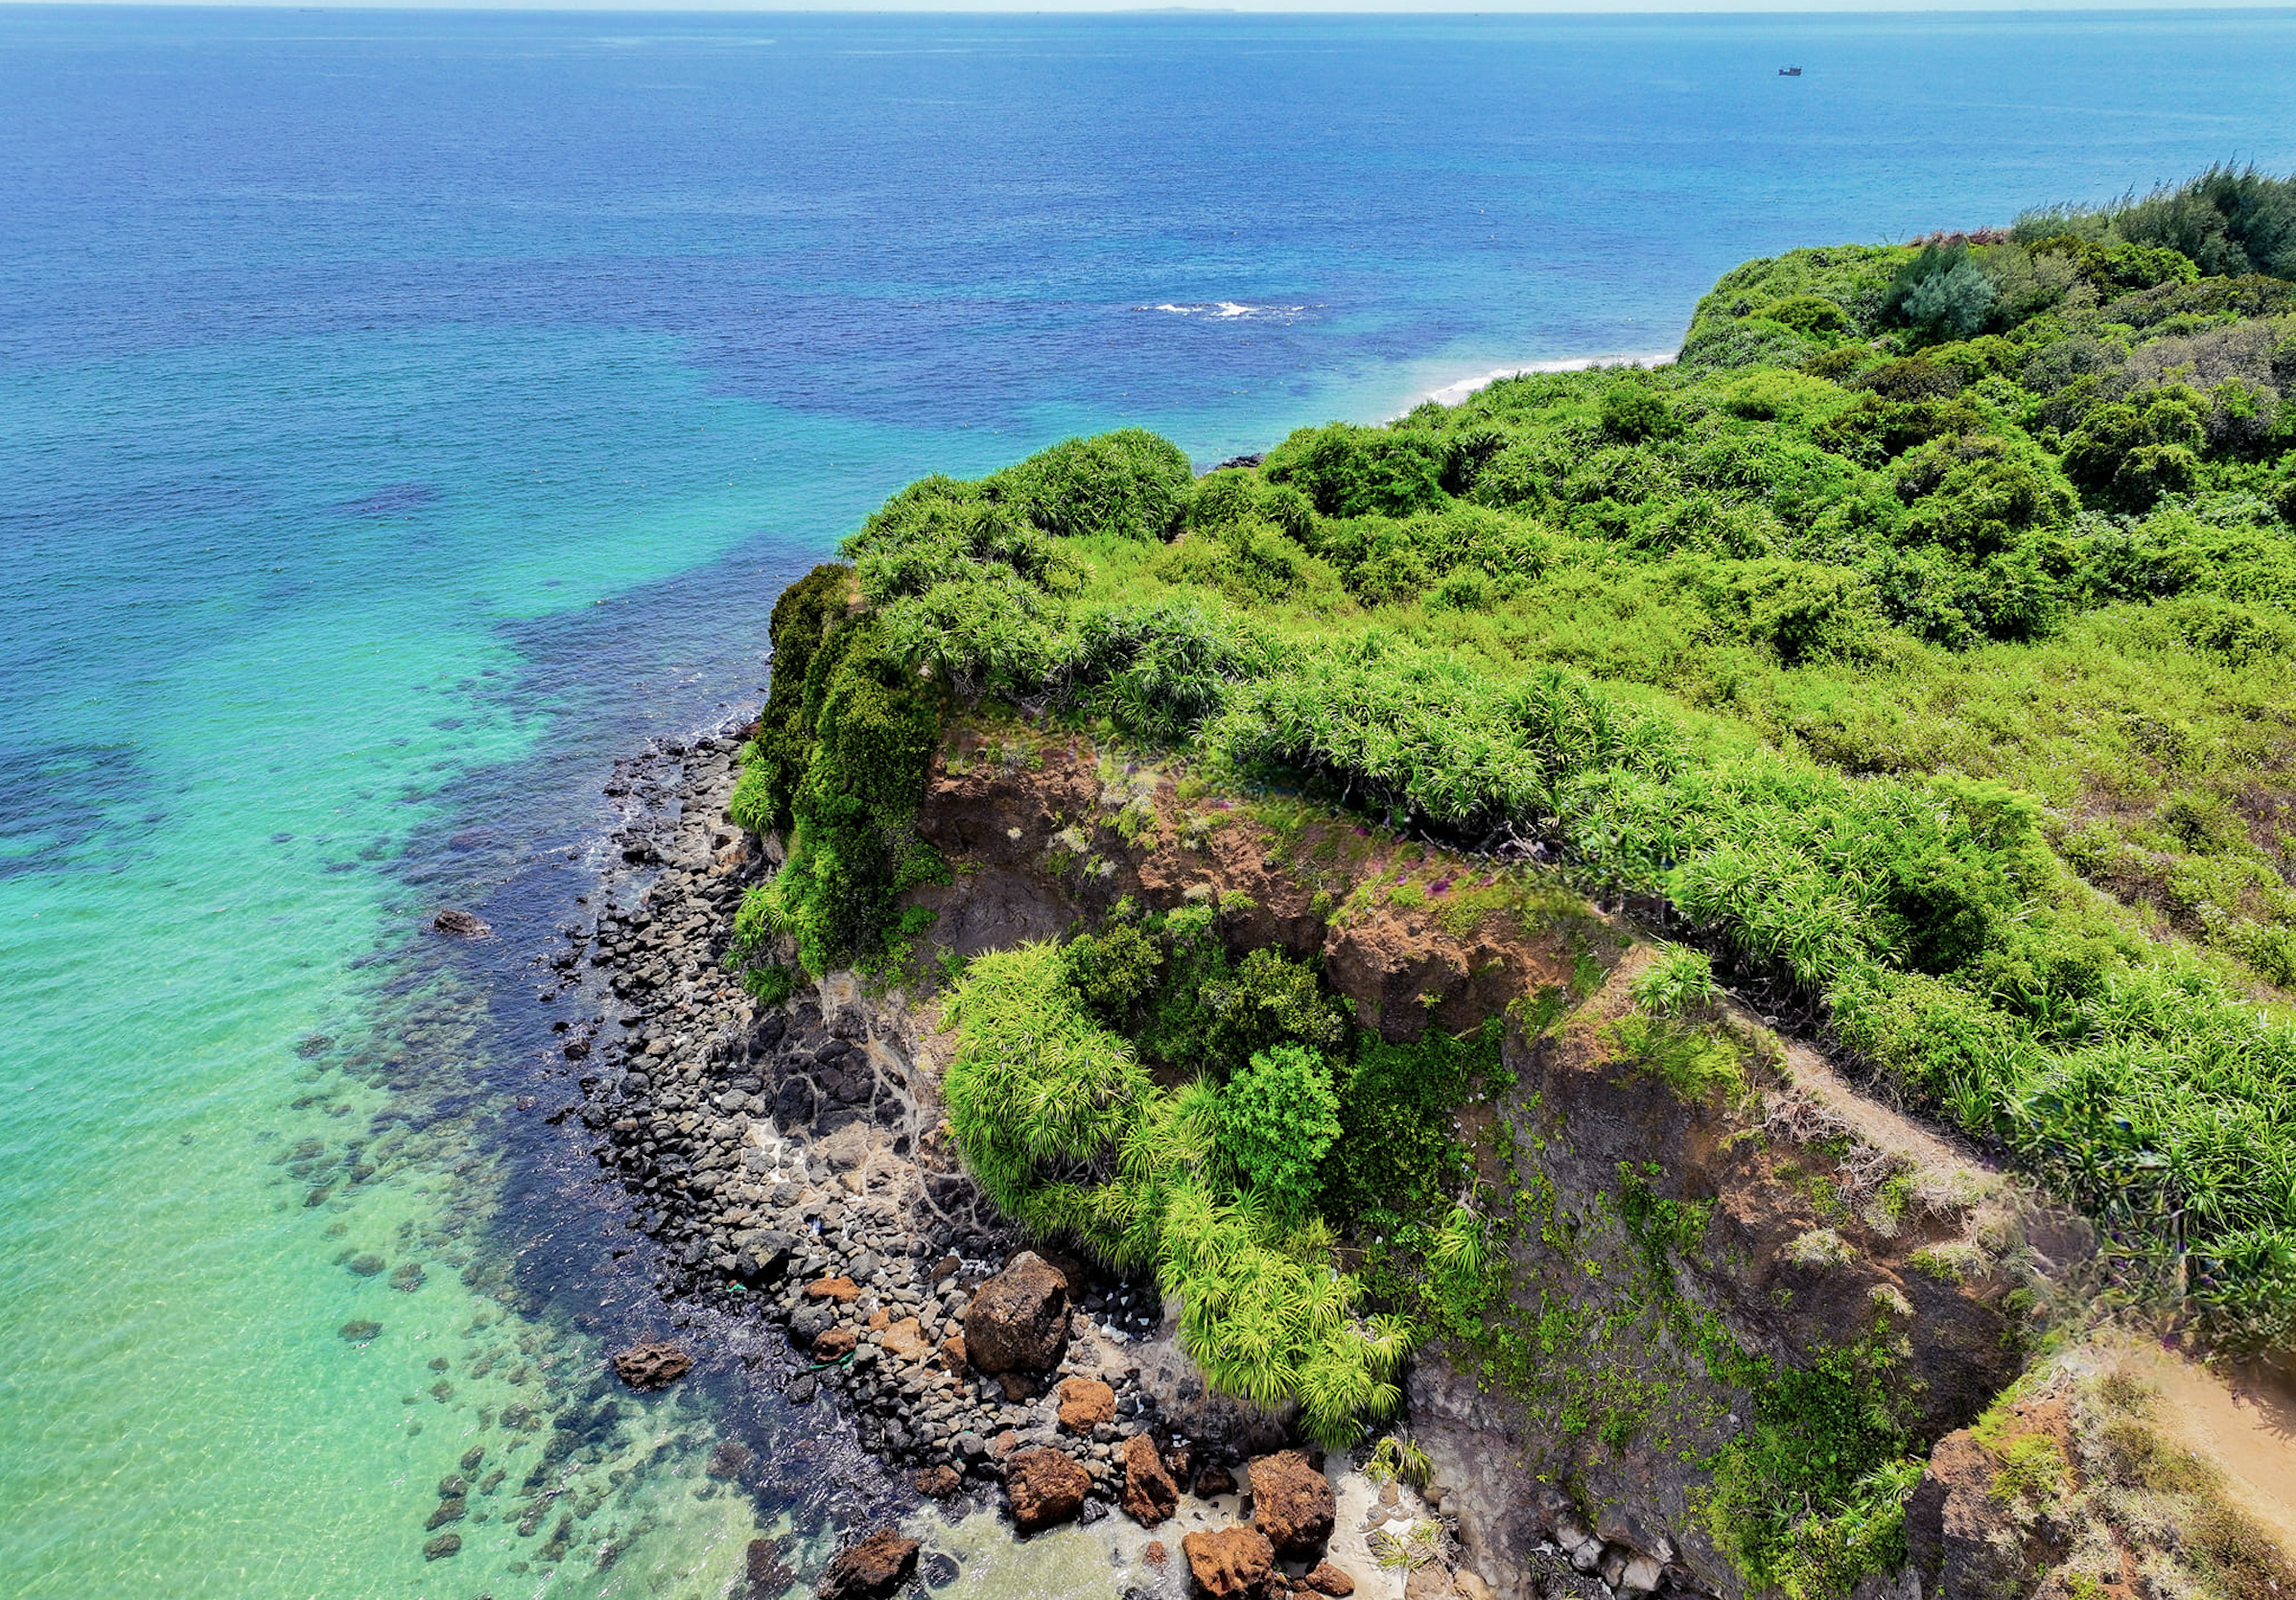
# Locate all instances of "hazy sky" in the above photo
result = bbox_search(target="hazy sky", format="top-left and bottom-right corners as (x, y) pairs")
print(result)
(29, 1), (2296, 12)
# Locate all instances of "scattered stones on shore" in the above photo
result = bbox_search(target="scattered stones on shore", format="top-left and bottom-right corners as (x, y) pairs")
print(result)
(610, 1338), (692, 1390)
(557, 732), (1308, 1553)
(815, 1527), (921, 1600)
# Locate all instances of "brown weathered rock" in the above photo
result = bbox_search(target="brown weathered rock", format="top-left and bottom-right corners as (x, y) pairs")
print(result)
(1249, 1450), (1335, 1559)
(939, 1334), (969, 1372)
(1005, 1447), (1091, 1533)
(1183, 1526), (1276, 1598)
(1404, 1565), (1453, 1600)
(805, 1276), (861, 1302)
(610, 1339), (691, 1390)
(1906, 1428), (2062, 1600)
(1194, 1463), (1237, 1498)
(1302, 1563), (1356, 1597)
(964, 1252), (1070, 1374)
(811, 1326), (858, 1360)
(880, 1317), (928, 1364)
(816, 1527), (921, 1600)
(997, 1371), (1038, 1402)
(1057, 1376), (1116, 1433)
(915, 1465), (963, 1499)
(1121, 1432), (1180, 1527)
(1144, 1541), (1169, 1567)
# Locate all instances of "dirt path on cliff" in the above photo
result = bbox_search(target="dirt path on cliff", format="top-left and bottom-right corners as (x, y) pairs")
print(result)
(2136, 1345), (2296, 1552)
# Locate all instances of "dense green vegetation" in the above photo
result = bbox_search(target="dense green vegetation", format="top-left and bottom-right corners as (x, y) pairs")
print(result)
(938, 910), (1430, 1448)
(731, 167), (2296, 1591)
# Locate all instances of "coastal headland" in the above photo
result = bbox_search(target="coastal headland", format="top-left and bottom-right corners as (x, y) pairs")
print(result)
(551, 170), (2296, 1600)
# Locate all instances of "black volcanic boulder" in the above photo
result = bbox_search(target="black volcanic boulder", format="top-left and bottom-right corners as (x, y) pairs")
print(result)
(963, 1253), (1069, 1374)
(737, 1230), (795, 1284)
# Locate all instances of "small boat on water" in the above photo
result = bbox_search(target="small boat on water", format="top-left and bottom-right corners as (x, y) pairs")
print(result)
(1778, 66), (1804, 76)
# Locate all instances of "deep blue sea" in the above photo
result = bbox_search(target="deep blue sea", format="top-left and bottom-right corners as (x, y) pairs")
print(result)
(5, 7), (2294, 1596)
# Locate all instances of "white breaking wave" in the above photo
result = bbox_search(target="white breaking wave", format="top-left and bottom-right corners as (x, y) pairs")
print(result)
(1417, 351), (1682, 410)
(1138, 301), (1314, 321)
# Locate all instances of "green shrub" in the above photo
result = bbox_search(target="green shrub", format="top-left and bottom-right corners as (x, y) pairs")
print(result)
(1885, 244), (1998, 341)
(986, 427), (1193, 542)
(1601, 383), (1675, 441)
(1759, 294), (1851, 336)
(1217, 1043), (1343, 1220)
(732, 562), (852, 838)
(1264, 422), (1450, 518)
(1629, 942), (1721, 1016)
(941, 941), (1411, 1447)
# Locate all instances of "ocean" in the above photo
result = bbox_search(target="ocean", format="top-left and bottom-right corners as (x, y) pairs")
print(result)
(4, 7), (2293, 1596)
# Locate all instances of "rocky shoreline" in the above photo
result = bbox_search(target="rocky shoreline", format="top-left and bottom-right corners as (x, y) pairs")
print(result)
(549, 732), (1454, 1599)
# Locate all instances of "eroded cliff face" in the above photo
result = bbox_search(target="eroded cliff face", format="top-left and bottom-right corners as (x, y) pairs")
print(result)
(1408, 953), (2067, 1600)
(909, 720), (1605, 1041)
(891, 715), (2071, 1600)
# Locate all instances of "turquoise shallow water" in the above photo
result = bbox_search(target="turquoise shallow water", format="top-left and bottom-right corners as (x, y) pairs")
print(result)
(6, 8), (2296, 1596)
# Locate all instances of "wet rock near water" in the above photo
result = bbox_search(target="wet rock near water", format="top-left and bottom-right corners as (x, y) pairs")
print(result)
(816, 1527), (921, 1600)
(611, 1338), (692, 1390)
(1005, 1447), (1090, 1533)
(1183, 1525), (1276, 1597)
(432, 907), (490, 936)
(1119, 1432), (1178, 1528)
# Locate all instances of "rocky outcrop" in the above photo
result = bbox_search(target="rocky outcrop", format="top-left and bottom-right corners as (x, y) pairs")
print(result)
(1905, 1429), (2062, 1600)
(609, 1339), (691, 1390)
(964, 1253), (1070, 1374)
(1121, 1433), (1179, 1527)
(1401, 945), (2059, 1600)
(816, 1528), (921, 1600)
(1005, 1447), (1090, 1533)
(1248, 1449), (1334, 1559)
(1183, 1526), (1276, 1598)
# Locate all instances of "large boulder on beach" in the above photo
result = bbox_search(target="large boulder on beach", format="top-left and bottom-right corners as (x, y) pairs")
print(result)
(1183, 1526), (1275, 1597)
(816, 1528), (920, 1600)
(611, 1339), (691, 1390)
(1005, 1447), (1090, 1533)
(1121, 1433), (1179, 1528)
(1249, 1450), (1334, 1559)
(964, 1253), (1068, 1374)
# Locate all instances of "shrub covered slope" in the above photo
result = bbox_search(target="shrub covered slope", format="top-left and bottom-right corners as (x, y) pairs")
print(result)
(731, 168), (2296, 1585)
